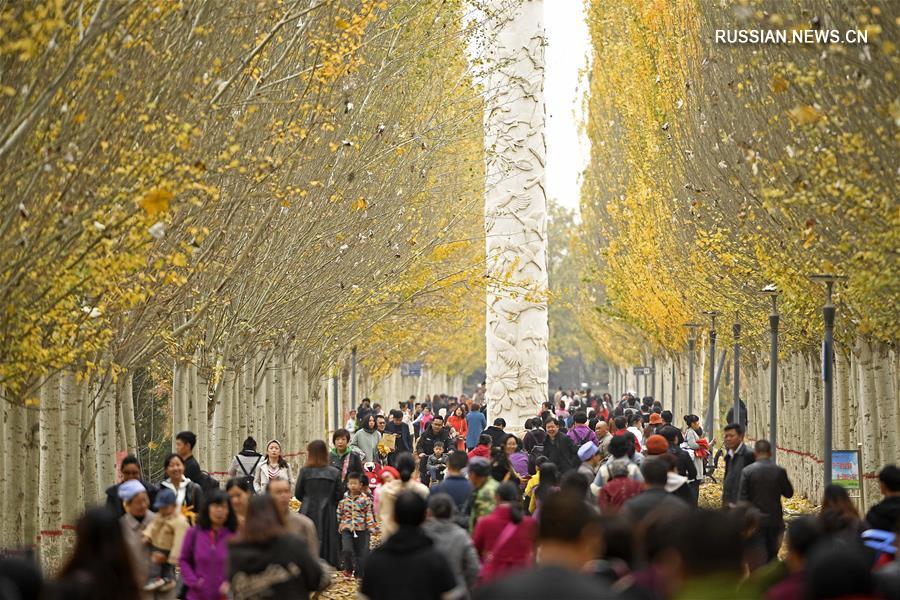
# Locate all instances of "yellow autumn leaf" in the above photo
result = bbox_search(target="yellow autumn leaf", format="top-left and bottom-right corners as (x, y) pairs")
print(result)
(171, 253), (187, 267)
(787, 104), (824, 125)
(352, 197), (367, 211)
(770, 73), (788, 94)
(138, 188), (173, 215)
(335, 17), (350, 30)
(73, 112), (87, 125)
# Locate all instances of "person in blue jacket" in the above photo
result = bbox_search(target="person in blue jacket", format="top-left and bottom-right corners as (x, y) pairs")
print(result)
(465, 404), (487, 451)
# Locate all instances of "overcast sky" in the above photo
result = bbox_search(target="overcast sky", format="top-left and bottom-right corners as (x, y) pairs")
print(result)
(544, 0), (591, 215)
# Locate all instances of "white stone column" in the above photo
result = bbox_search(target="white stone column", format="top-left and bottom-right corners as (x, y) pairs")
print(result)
(484, 0), (549, 427)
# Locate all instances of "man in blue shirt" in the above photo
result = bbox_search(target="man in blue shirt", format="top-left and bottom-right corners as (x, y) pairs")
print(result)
(465, 404), (487, 451)
(430, 450), (472, 517)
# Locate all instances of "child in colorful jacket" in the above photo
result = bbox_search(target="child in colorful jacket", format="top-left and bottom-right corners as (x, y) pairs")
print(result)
(336, 472), (377, 579)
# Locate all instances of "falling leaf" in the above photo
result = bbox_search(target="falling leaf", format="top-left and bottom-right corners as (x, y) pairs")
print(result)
(335, 17), (350, 30)
(352, 197), (368, 211)
(171, 253), (187, 267)
(148, 222), (166, 239)
(139, 188), (173, 215)
(73, 112), (87, 124)
(788, 104), (824, 125)
(771, 73), (789, 93)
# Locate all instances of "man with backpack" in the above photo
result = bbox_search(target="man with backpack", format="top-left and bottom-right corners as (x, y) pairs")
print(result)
(566, 412), (598, 448)
(591, 435), (643, 498)
(175, 430), (219, 492)
(228, 437), (263, 480)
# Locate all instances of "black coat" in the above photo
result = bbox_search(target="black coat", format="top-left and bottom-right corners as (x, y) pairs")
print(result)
(483, 426), (508, 449)
(330, 449), (363, 481)
(416, 426), (452, 456)
(865, 496), (900, 532)
(622, 488), (688, 522)
(738, 458), (793, 526)
(384, 421), (413, 453)
(671, 447), (698, 481)
(474, 565), (619, 600)
(723, 443), (756, 506)
(541, 433), (579, 473)
(295, 466), (343, 567)
(361, 526), (457, 600)
(229, 534), (323, 599)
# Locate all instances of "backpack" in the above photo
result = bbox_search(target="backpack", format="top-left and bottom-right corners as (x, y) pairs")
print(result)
(598, 475), (642, 511)
(197, 470), (220, 493)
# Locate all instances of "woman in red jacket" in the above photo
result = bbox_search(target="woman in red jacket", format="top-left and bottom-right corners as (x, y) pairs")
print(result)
(447, 405), (468, 452)
(472, 481), (536, 583)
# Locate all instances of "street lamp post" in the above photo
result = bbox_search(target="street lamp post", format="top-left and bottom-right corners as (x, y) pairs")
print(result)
(810, 274), (845, 486)
(683, 323), (702, 417)
(732, 312), (741, 429)
(703, 311), (721, 423)
(760, 285), (779, 459)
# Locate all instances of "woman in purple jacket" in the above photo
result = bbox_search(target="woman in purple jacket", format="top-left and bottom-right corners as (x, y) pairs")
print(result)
(178, 489), (237, 600)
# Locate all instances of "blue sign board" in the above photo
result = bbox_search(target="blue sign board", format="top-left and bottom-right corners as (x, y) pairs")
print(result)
(832, 449), (860, 489)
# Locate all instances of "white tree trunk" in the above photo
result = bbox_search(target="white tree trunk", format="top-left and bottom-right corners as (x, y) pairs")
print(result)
(38, 373), (64, 572)
(483, 0), (549, 427)
(60, 372), (84, 531)
(94, 382), (117, 500)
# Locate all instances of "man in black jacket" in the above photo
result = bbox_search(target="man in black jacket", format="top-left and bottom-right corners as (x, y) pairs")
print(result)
(175, 431), (203, 483)
(738, 439), (794, 561)
(541, 418), (579, 473)
(384, 409), (413, 467)
(482, 418), (508, 449)
(622, 458), (689, 522)
(362, 491), (457, 600)
(722, 423), (755, 507)
(866, 465), (900, 532)
(416, 416), (452, 486)
(660, 427), (697, 484)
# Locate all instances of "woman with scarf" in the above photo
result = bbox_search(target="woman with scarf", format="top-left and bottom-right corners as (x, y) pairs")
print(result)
(350, 414), (382, 464)
(330, 428), (364, 482)
(252, 439), (293, 493)
(683, 414), (706, 500)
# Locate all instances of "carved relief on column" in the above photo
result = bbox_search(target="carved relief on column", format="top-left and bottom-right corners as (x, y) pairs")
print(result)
(484, 0), (549, 427)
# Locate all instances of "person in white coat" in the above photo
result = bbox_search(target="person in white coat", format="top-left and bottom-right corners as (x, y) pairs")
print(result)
(253, 439), (293, 493)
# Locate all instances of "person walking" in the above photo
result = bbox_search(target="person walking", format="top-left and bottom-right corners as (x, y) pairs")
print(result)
(336, 473), (377, 579)
(48, 507), (141, 600)
(865, 465), (900, 532)
(228, 495), (323, 599)
(225, 477), (253, 532)
(682, 415), (706, 498)
(160, 453), (203, 520)
(330, 428), (364, 483)
(360, 492), (457, 600)
(467, 457), (499, 531)
(416, 415), (452, 487)
(117, 480), (164, 600)
(423, 493), (480, 598)
(566, 412), (598, 448)
(473, 491), (619, 600)
(447, 405), (469, 452)
(228, 437), (263, 481)
(722, 423), (755, 507)
(472, 482), (537, 584)
(294, 440), (342, 567)
(141, 489), (189, 592)
(351, 414), (382, 464)
(594, 421), (612, 461)
(541, 418), (579, 473)
(621, 459), (688, 522)
(252, 439), (292, 493)
(378, 452), (429, 539)
(737, 439), (794, 562)
(430, 450), (473, 518)
(178, 490), (237, 600)
(384, 409), (413, 466)
(576, 442), (603, 486)
(106, 455), (158, 518)
(465, 404), (487, 451)
(522, 417), (546, 453)
(267, 479), (320, 561)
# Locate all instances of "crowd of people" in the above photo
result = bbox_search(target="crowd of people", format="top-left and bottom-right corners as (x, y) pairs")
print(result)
(1, 389), (898, 600)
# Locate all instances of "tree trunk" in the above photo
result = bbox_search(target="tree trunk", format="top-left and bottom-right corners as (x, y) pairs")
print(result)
(38, 373), (64, 573)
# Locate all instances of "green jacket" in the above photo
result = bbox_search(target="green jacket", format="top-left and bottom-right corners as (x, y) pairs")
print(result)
(469, 477), (499, 531)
